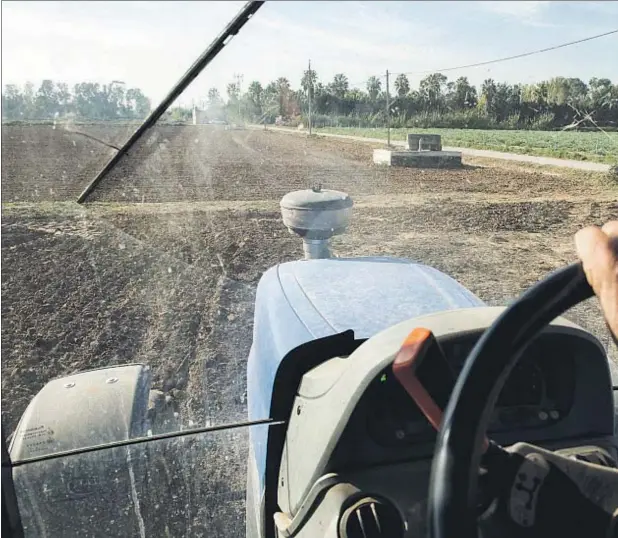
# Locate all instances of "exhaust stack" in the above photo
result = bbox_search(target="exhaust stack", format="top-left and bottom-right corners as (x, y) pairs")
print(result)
(280, 187), (353, 260)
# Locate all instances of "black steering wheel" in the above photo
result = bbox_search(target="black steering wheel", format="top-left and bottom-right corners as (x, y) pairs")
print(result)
(428, 262), (594, 538)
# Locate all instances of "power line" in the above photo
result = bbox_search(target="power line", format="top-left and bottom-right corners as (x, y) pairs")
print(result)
(392, 29), (618, 76)
(347, 74), (386, 91)
(312, 28), (617, 92)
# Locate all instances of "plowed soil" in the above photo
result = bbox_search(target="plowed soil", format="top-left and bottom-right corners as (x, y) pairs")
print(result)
(2, 124), (617, 537)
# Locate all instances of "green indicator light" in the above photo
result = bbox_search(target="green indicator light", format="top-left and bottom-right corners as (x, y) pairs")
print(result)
(380, 374), (387, 383)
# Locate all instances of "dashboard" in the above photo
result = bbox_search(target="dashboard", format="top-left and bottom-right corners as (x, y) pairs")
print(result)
(329, 328), (609, 470)
(367, 332), (575, 446)
(276, 310), (616, 538)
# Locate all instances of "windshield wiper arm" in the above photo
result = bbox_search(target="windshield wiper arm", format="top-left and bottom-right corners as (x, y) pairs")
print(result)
(77, 0), (265, 204)
(6, 418), (283, 468)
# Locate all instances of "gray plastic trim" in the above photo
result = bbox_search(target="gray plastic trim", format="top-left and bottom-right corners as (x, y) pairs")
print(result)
(274, 474), (341, 537)
(279, 307), (600, 514)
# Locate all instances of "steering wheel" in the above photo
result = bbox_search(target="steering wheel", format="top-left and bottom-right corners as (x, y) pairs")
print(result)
(427, 262), (594, 538)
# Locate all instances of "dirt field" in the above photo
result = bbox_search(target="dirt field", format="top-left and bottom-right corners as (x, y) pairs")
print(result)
(2, 124), (617, 536)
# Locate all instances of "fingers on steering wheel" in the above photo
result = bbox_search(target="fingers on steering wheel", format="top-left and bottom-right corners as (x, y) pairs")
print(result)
(601, 220), (618, 238)
(575, 227), (617, 292)
(575, 222), (618, 341)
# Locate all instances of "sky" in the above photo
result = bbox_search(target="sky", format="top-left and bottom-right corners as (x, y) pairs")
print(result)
(2, 1), (617, 107)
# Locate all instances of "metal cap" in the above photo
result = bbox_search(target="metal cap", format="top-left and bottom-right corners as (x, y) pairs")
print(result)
(280, 186), (353, 212)
(280, 187), (353, 242)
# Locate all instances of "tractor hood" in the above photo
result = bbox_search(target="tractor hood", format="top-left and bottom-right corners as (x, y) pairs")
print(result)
(272, 257), (482, 339)
(246, 256), (484, 492)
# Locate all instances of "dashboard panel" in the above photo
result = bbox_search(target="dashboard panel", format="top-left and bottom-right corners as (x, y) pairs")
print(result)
(278, 308), (615, 530)
(366, 332), (576, 448)
(329, 328), (608, 470)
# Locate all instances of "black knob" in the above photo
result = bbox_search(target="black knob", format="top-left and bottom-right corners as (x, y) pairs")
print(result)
(338, 496), (404, 538)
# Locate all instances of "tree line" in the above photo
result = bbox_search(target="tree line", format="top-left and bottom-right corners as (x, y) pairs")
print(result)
(214, 71), (618, 130)
(4, 72), (617, 130)
(2, 80), (151, 121)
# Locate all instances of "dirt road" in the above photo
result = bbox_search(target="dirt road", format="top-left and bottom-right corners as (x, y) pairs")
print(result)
(261, 125), (613, 173)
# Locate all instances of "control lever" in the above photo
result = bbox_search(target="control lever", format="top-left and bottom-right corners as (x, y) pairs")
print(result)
(392, 328), (510, 512)
(392, 328), (490, 452)
(390, 328), (521, 462)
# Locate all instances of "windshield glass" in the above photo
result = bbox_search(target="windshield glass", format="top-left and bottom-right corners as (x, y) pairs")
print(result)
(2, 1), (618, 536)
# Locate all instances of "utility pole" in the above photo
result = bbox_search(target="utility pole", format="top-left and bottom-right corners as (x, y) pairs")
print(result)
(385, 69), (391, 147)
(308, 59), (313, 135)
(234, 73), (243, 120)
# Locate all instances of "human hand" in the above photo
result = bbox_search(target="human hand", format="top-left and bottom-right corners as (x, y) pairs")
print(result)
(575, 221), (618, 339)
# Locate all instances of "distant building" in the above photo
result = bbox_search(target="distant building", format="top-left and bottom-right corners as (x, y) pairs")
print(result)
(192, 107), (209, 125)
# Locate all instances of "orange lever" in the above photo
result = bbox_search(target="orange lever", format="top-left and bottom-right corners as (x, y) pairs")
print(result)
(392, 327), (489, 453)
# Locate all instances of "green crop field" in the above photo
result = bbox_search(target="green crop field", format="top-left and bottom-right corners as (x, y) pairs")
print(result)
(315, 127), (618, 164)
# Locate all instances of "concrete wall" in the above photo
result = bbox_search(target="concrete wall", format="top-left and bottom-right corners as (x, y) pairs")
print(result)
(192, 108), (209, 125)
(407, 134), (442, 152)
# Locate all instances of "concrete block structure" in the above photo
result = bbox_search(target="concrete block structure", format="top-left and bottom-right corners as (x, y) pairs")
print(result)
(407, 134), (442, 151)
(373, 133), (462, 168)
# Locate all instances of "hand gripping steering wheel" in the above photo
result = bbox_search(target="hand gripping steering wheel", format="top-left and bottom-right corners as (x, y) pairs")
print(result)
(428, 262), (594, 538)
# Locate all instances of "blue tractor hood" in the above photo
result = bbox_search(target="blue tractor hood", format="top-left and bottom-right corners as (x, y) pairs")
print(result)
(246, 256), (484, 492)
(273, 257), (482, 339)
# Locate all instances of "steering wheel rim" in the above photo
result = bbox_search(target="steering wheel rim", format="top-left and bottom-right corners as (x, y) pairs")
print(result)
(427, 262), (594, 538)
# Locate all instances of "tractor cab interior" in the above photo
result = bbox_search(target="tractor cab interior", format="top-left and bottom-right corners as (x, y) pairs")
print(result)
(265, 264), (618, 538)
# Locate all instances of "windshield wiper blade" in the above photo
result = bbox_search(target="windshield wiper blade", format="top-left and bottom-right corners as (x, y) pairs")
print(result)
(76, 0), (265, 204)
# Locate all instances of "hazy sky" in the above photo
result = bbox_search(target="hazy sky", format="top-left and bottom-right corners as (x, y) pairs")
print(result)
(2, 1), (617, 106)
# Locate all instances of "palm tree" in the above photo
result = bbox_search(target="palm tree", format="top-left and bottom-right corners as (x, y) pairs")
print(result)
(394, 74), (410, 97)
(226, 82), (239, 102)
(301, 69), (317, 98)
(276, 77), (291, 93)
(207, 87), (221, 106)
(330, 74), (349, 98)
(366, 76), (382, 101)
(247, 81), (263, 108)
(276, 78), (291, 116)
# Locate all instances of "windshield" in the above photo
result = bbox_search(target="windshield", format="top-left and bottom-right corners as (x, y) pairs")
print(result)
(2, 1), (618, 536)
